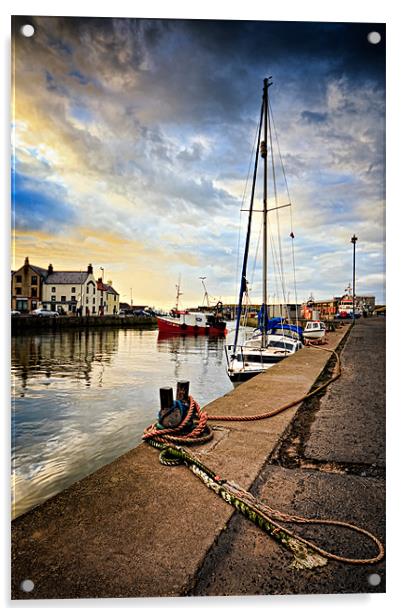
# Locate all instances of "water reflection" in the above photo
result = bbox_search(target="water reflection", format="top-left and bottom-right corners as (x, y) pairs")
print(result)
(11, 328), (233, 518)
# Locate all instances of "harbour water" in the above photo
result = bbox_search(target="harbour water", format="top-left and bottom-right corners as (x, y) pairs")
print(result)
(11, 326), (236, 518)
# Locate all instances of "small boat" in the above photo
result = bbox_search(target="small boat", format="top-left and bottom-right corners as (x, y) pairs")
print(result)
(303, 320), (326, 340)
(226, 318), (303, 382)
(226, 78), (303, 382)
(157, 279), (227, 336)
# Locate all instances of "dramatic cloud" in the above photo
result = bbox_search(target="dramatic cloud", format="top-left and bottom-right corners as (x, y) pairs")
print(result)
(11, 17), (385, 306)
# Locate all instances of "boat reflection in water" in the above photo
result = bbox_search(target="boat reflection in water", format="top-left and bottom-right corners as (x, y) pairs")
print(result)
(12, 328), (232, 518)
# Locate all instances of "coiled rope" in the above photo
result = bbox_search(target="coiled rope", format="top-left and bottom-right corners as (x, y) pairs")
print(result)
(142, 346), (384, 568)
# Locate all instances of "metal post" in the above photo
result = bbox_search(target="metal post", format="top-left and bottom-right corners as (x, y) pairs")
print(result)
(159, 386), (183, 428)
(351, 234), (358, 321)
(176, 380), (190, 402)
(159, 387), (173, 411)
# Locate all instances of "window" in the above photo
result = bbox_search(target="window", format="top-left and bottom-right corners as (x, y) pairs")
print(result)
(31, 288), (37, 297)
(31, 275), (37, 285)
(51, 295), (56, 302)
(93, 297), (95, 305)
(51, 287), (56, 293)
(61, 296), (66, 302)
(71, 295), (76, 302)
(86, 298), (89, 304)
(71, 287), (76, 293)
(86, 285), (89, 294)
(16, 275), (22, 283)
(16, 287), (22, 295)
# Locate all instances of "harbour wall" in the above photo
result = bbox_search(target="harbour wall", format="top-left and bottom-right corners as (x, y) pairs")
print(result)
(11, 315), (157, 335)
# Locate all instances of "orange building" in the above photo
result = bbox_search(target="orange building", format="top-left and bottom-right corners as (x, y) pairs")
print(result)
(11, 257), (48, 313)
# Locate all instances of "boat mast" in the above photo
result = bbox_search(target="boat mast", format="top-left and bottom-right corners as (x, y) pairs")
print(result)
(175, 275), (182, 311)
(199, 277), (210, 307)
(232, 94), (264, 356)
(261, 77), (273, 346)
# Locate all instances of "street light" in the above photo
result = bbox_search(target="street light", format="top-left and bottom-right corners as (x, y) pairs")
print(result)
(351, 234), (358, 321)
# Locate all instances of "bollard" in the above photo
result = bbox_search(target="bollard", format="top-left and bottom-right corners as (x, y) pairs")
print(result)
(176, 380), (190, 402)
(159, 387), (173, 411)
(158, 386), (183, 429)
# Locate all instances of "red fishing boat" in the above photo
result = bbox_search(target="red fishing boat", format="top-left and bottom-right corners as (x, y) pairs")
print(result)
(157, 279), (227, 336)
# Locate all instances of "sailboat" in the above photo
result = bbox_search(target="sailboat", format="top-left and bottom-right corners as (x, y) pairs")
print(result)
(226, 78), (303, 382)
(157, 277), (227, 336)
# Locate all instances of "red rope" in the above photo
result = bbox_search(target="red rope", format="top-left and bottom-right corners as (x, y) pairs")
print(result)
(142, 396), (213, 446)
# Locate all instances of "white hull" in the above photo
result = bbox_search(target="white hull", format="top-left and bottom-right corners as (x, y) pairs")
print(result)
(226, 332), (303, 382)
(303, 321), (326, 340)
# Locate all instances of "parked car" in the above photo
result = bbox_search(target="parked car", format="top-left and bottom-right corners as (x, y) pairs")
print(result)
(31, 308), (59, 317)
(11, 309), (21, 316)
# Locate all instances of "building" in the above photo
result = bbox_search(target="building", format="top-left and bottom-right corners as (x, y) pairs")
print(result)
(42, 264), (99, 315)
(302, 295), (376, 319)
(96, 278), (120, 315)
(301, 299), (338, 320)
(11, 257), (48, 312)
(105, 282), (119, 315)
(223, 303), (301, 321)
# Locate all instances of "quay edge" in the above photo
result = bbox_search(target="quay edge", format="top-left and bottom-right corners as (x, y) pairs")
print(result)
(11, 314), (157, 334)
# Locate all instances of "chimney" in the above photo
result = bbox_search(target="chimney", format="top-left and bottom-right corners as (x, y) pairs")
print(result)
(87, 263), (93, 274)
(24, 257), (29, 271)
(97, 277), (102, 283)
(48, 264), (53, 275)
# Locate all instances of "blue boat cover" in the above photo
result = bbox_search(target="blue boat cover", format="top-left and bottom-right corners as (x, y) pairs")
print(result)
(257, 305), (303, 338)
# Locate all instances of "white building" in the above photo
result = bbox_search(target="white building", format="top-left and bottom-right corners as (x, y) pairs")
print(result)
(42, 264), (100, 315)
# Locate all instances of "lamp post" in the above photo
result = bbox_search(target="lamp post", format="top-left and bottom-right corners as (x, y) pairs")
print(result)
(351, 234), (358, 321)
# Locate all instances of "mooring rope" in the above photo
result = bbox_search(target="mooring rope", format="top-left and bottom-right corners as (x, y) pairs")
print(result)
(145, 444), (384, 569)
(142, 345), (384, 568)
(208, 346), (340, 422)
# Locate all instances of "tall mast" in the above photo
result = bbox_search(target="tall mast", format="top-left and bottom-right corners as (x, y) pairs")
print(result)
(261, 77), (273, 346)
(175, 275), (182, 311)
(232, 95), (264, 356)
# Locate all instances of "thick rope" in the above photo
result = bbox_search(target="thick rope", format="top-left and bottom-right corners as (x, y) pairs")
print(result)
(208, 346), (340, 422)
(154, 445), (384, 568)
(142, 396), (213, 447)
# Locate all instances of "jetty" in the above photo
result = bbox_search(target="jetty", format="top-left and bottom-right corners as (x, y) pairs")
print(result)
(11, 318), (385, 599)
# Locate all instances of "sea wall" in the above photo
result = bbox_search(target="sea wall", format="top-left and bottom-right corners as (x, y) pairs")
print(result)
(11, 315), (157, 335)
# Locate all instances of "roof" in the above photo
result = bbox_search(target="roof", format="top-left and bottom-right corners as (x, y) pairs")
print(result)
(31, 265), (48, 278)
(104, 284), (118, 295)
(12, 264), (48, 278)
(45, 271), (89, 285)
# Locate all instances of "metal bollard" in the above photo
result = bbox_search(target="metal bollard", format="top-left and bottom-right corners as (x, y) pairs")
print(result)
(176, 380), (190, 402)
(158, 385), (183, 428)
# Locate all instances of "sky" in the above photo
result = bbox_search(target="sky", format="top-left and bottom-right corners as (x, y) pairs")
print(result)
(11, 16), (386, 308)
